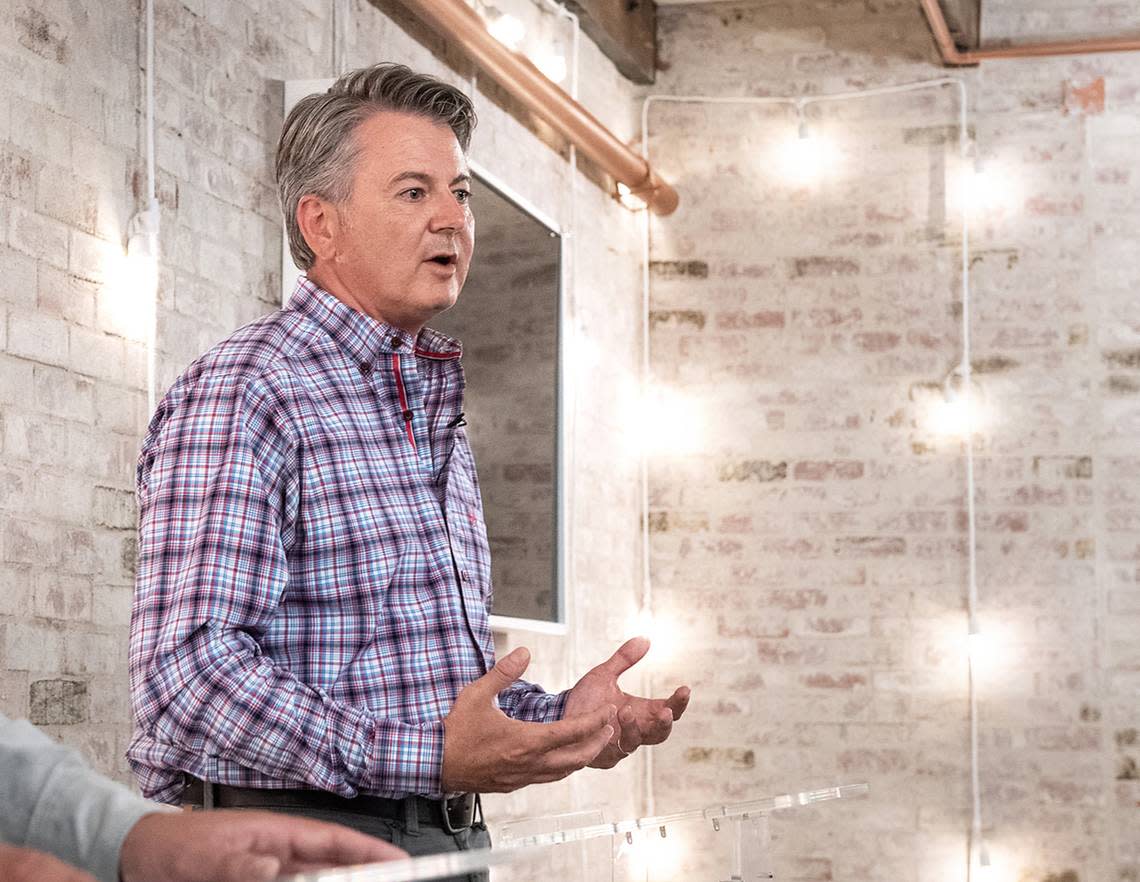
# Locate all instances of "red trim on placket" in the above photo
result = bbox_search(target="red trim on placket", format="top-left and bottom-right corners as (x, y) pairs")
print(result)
(391, 353), (417, 452)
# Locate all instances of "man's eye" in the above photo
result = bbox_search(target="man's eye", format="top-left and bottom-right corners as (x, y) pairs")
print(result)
(402, 188), (424, 200)
(454, 189), (471, 204)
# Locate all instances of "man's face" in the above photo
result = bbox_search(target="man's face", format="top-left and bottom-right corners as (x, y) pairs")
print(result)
(326, 110), (474, 332)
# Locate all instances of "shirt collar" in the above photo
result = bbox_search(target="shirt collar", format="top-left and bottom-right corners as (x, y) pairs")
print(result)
(287, 276), (463, 366)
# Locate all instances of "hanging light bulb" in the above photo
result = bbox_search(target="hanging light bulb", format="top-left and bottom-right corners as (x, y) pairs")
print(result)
(616, 181), (648, 212)
(486, 9), (526, 50)
(534, 51), (567, 84)
(106, 200), (160, 341)
(627, 383), (704, 458)
(797, 101), (811, 141)
(966, 627), (992, 667)
(975, 842), (997, 882)
(926, 363), (988, 438)
(775, 100), (839, 186)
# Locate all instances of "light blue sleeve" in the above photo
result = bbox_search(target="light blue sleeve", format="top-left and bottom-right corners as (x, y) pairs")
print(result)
(0, 713), (170, 882)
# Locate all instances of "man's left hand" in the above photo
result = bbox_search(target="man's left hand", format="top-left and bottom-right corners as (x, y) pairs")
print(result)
(563, 636), (690, 769)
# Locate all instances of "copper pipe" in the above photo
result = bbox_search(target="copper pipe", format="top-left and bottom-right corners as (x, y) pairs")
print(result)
(393, 0), (679, 215)
(920, 0), (1140, 64)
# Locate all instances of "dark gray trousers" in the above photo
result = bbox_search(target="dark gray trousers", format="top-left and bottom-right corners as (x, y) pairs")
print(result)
(242, 799), (491, 882)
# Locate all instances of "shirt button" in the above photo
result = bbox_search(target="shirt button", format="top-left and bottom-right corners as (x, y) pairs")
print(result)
(391, 336), (403, 349)
(359, 362), (372, 374)
(460, 570), (470, 583)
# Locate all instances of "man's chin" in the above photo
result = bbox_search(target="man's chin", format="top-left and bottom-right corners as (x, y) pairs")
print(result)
(429, 287), (461, 315)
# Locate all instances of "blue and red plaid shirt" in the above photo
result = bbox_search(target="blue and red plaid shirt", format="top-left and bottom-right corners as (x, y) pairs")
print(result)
(127, 278), (566, 803)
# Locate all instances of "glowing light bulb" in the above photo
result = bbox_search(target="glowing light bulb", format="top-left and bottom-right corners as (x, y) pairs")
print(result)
(927, 396), (973, 437)
(487, 12), (525, 50)
(627, 384), (704, 458)
(616, 181), (648, 211)
(925, 371), (988, 438)
(534, 51), (566, 83)
(104, 205), (160, 341)
(959, 157), (1019, 219)
(627, 607), (677, 664)
(975, 844), (997, 882)
(966, 630), (991, 666)
(775, 130), (839, 187)
(617, 826), (684, 881)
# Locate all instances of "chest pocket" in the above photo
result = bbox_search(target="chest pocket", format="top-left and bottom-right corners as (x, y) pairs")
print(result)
(445, 436), (493, 604)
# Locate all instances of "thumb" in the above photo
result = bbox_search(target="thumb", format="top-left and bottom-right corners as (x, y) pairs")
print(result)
(478, 646), (531, 694)
(600, 636), (650, 677)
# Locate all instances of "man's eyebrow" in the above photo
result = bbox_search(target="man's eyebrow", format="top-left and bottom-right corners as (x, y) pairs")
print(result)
(388, 171), (472, 187)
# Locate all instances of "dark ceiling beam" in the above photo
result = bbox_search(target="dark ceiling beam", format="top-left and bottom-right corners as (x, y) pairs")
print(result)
(921, 0), (1140, 64)
(937, 0), (980, 51)
(563, 0), (657, 85)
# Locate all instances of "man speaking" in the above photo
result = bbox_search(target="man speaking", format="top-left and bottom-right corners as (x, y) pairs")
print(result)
(128, 63), (689, 880)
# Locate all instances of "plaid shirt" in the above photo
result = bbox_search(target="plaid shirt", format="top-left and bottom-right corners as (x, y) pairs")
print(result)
(128, 278), (566, 803)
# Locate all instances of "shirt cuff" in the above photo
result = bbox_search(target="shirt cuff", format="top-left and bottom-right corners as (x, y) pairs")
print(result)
(506, 687), (569, 723)
(368, 719), (447, 798)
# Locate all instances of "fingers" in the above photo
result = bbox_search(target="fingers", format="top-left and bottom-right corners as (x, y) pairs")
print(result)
(469, 647), (531, 698)
(218, 854), (281, 882)
(616, 705), (644, 754)
(600, 636), (651, 678)
(0, 845), (98, 882)
(540, 722), (615, 779)
(271, 816), (408, 867)
(665, 686), (691, 721)
(537, 702), (616, 750)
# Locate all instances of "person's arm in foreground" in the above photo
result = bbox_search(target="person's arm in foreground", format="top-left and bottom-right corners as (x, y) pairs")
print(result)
(0, 713), (405, 882)
(0, 713), (158, 882)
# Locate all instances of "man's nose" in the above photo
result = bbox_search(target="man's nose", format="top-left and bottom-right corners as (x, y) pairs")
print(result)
(430, 193), (468, 232)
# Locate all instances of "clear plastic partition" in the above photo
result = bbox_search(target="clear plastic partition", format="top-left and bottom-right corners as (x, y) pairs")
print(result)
(280, 782), (869, 882)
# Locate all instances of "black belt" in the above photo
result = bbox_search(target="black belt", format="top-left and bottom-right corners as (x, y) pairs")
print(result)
(182, 777), (480, 834)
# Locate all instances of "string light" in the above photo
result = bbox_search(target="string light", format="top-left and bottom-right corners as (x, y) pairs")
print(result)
(616, 181), (648, 211)
(641, 79), (990, 880)
(925, 363), (988, 438)
(534, 50), (567, 84)
(485, 9), (526, 50)
(627, 383), (704, 459)
(775, 100), (840, 186)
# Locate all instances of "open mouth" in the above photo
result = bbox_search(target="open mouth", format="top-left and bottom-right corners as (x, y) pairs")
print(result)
(427, 254), (457, 266)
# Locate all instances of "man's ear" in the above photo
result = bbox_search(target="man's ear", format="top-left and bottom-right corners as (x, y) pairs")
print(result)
(296, 194), (340, 263)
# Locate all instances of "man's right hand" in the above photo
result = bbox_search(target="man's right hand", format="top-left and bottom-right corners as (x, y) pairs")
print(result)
(441, 647), (615, 793)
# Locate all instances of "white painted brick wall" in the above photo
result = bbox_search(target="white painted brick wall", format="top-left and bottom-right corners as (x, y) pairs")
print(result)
(0, 0), (648, 833)
(648, 3), (1140, 881)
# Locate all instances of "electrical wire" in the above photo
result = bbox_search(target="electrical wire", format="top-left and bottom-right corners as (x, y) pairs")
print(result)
(639, 77), (981, 868)
(534, 0), (590, 836)
(143, 0), (158, 415)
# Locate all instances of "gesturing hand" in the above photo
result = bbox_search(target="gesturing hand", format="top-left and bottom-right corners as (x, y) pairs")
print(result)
(563, 636), (691, 769)
(441, 647), (616, 793)
(118, 810), (407, 882)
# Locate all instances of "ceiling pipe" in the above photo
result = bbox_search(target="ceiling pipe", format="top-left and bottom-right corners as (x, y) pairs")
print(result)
(392, 0), (679, 215)
(920, 0), (1140, 64)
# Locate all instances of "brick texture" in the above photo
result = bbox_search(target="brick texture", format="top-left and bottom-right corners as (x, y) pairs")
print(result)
(0, 0), (647, 832)
(648, 3), (1140, 881)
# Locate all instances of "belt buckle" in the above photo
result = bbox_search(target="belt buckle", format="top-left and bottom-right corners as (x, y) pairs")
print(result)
(441, 792), (476, 834)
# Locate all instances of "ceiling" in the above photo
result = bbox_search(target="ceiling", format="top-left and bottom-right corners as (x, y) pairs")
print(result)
(651, 0), (1140, 48)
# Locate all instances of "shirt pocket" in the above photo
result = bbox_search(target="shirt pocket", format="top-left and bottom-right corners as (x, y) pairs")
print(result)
(445, 446), (493, 605)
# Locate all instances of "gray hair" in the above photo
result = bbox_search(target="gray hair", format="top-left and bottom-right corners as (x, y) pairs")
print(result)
(276, 63), (477, 270)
